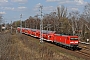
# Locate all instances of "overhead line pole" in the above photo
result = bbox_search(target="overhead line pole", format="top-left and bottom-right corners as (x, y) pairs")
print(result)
(20, 14), (22, 34)
(11, 21), (12, 34)
(39, 5), (43, 43)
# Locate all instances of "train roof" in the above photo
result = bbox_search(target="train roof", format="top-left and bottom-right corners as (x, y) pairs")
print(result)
(55, 34), (78, 37)
(55, 34), (68, 36)
(24, 28), (31, 30)
(43, 30), (56, 34)
(31, 29), (38, 31)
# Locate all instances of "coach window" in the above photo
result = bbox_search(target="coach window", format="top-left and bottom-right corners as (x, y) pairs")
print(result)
(70, 38), (78, 40)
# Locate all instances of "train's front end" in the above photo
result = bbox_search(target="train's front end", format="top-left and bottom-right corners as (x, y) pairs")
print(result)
(69, 36), (79, 50)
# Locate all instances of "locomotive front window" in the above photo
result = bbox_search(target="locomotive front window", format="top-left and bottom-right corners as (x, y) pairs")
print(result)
(70, 38), (78, 40)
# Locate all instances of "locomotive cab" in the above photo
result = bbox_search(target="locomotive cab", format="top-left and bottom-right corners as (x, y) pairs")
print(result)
(70, 37), (78, 45)
(69, 36), (79, 50)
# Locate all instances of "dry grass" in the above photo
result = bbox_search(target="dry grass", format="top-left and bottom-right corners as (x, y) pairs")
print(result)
(0, 32), (85, 60)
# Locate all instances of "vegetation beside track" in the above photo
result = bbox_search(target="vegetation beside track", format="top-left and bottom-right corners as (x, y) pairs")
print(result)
(0, 32), (86, 60)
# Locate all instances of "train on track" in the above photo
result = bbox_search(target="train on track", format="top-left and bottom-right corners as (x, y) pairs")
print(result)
(17, 27), (81, 50)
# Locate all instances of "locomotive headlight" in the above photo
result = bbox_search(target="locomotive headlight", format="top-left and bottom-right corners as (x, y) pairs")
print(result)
(70, 42), (74, 43)
(75, 41), (78, 43)
(70, 41), (78, 44)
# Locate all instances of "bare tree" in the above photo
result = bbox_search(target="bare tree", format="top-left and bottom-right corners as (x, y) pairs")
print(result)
(83, 3), (90, 22)
(81, 3), (90, 40)
(69, 11), (80, 35)
(57, 5), (69, 34)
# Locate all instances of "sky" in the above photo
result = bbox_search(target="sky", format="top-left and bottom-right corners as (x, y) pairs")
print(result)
(0, 0), (90, 23)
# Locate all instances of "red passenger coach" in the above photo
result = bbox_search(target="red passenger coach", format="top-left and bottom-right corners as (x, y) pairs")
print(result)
(25, 28), (30, 35)
(22, 28), (26, 33)
(42, 30), (48, 40)
(46, 31), (55, 42)
(27, 29), (31, 35)
(30, 29), (37, 37)
(42, 30), (56, 42)
(35, 30), (40, 38)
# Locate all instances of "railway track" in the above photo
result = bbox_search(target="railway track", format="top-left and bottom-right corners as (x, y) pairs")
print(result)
(79, 44), (90, 52)
(82, 47), (90, 51)
(76, 45), (90, 58)
(76, 50), (90, 58)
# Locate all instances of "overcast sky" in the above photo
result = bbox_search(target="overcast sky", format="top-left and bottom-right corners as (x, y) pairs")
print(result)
(0, 0), (90, 23)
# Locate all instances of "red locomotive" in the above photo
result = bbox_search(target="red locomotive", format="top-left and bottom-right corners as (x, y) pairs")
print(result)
(17, 27), (80, 50)
(54, 34), (79, 50)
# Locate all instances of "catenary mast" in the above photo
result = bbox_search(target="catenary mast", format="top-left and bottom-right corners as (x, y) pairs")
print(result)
(39, 5), (43, 43)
